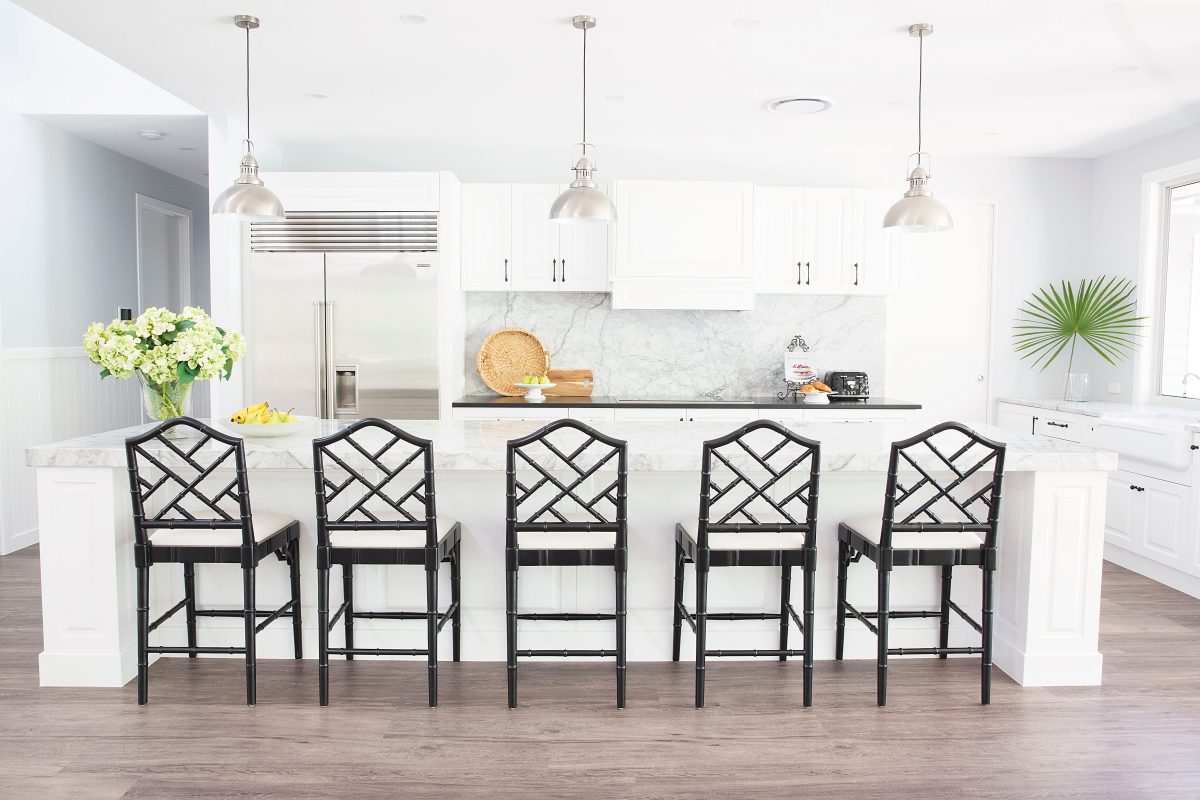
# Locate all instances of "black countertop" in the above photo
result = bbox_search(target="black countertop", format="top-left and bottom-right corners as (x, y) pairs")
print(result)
(453, 395), (922, 410)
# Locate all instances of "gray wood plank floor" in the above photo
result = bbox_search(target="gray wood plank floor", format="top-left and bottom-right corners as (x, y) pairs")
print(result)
(1, 546), (1197, 799)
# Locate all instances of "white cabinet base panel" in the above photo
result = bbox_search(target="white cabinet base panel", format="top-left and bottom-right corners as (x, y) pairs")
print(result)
(1104, 543), (1200, 601)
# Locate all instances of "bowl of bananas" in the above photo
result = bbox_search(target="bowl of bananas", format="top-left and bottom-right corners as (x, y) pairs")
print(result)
(221, 402), (316, 438)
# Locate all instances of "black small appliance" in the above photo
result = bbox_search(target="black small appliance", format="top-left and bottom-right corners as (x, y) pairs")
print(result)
(824, 371), (870, 399)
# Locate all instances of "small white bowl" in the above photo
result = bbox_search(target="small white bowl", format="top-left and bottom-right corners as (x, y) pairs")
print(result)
(514, 383), (557, 403)
(220, 415), (317, 438)
(802, 391), (831, 404)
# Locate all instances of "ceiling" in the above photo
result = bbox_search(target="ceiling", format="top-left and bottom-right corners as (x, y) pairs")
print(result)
(14, 0), (1200, 161)
(32, 114), (209, 185)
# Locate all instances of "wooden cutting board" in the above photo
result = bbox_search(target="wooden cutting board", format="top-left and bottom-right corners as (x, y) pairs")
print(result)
(546, 369), (594, 396)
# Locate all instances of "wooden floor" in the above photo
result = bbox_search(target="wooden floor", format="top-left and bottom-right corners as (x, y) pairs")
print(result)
(2, 548), (1198, 799)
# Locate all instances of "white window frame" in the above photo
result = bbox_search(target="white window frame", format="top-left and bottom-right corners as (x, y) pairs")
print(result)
(1136, 157), (1200, 408)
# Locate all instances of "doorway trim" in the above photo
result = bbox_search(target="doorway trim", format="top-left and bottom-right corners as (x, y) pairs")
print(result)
(134, 193), (192, 311)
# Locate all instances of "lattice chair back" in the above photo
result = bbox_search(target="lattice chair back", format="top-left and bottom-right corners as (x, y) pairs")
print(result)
(697, 420), (821, 549)
(880, 421), (1007, 549)
(312, 418), (438, 548)
(506, 419), (628, 544)
(125, 417), (253, 547)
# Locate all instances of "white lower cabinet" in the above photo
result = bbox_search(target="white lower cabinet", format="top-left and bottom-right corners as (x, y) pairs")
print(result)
(1107, 469), (1191, 572)
(995, 402), (1038, 435)
(452, 406), (561, 422)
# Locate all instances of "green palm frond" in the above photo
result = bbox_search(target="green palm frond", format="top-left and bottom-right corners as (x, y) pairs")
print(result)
(1013, 276), (1145, 372)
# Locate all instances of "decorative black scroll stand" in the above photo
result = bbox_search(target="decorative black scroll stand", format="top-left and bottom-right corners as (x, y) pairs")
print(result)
(778, 335), (812, 400)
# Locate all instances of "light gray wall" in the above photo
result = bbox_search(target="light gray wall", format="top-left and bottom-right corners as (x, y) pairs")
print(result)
(280, 142), (1096, 408)
(0, 106), (210, 348)
(1085, 122), (1200, 402)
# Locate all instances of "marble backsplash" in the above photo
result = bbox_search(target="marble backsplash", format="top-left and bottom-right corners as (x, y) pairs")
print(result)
(463, 293), (886, 399)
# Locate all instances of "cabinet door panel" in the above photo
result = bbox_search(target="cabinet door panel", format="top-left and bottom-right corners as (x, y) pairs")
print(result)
(556, 183), (611, 292)
(1104, 474), (1136, 549)
(461, 185), (512, 291)
(754, 187), (805, 292)
(510, 184), (560, 291)
(849, 189), (899, 294)
(802, 188), (853, 291)
(1140, 478), (1189, 568)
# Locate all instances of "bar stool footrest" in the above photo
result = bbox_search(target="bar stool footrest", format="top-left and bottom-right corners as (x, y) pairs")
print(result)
(516, 649), (616, 658)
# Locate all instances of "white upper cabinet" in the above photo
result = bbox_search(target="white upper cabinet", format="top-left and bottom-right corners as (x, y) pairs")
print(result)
(461, 183), (610, 292)
(461, 184), (512, 290)
(611, 180), (755, 310)
(754, 186), (898, 295)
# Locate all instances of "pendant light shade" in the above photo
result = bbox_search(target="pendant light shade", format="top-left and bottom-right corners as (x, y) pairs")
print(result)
(883, 23), (952, 233)
(550, 15), (617, 224)
(213, 15), (284, 221)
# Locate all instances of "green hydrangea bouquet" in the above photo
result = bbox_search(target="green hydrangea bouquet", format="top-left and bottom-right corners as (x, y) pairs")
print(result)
(84, 307), (246, 422)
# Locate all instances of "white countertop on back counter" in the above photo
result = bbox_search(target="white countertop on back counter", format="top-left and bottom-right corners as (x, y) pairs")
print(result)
(27, 418), (1117, 473)
(999, 398), (1200, 430)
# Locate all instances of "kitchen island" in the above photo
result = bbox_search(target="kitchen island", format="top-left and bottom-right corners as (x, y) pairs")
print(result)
(27, 418), (1114, 689)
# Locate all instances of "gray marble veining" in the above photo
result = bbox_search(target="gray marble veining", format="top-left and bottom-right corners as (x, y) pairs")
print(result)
(27, 419), (1116, 473)
(464, 292), (886, 398)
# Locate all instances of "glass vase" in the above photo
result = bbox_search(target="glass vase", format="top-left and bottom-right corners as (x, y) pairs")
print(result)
(1065, 372), (1090, 402)
(137, 372), (193, 425)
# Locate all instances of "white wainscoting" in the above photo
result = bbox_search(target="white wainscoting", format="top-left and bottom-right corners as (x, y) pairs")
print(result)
(0, 348), (141, 554)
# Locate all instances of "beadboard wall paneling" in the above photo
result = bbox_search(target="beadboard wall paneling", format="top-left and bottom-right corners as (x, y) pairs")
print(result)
(0, 348), (141, 554)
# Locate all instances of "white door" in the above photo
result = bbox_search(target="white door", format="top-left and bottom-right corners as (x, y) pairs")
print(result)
(136, 194), (191, 312)
(510, 184), (560, 291)
(754, 187), (806, 292)
(1138, 476), (1190, 569)
(1104, 472), (1137, 550)
(802, 188), (852, 292)
(885, 201), (995, 425)
(461, 184), (512, 290)
(556, 183), (611, 292)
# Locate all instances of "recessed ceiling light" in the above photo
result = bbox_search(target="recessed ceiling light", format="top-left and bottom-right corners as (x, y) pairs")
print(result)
(766, 97), (833, 115)
(733, 18), (763, 30)
(1114, 65), (1139, 73)
(400, 13), (427, 24)
(138, 130), (165, 141)
(305, 92), (329, 100)
(605, 93), (628, 102)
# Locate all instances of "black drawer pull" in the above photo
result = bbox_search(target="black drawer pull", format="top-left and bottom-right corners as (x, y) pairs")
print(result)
(1129, 485), (1145, 492)
(1046, 421), (1069, 428)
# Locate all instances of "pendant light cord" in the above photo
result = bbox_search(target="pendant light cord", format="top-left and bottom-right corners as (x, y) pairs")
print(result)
(916, 30), (924, 164)
(581, 24), (588, 145)
(245, 23), (252, 147)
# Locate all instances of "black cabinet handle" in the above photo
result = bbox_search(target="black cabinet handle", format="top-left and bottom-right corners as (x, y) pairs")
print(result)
(504, 258), (509, 282)
(1191, 444), (1198, 451)
(552, 258), (557, 282)
(679, 417), (685, 422)
(1031, 416), (1038, 435)
(1046, 421), (1069, 428)
(805, 262), (812, 286)
(853, 262), (859, 286)
(1130, 485), (1145, 492)
(561, 259), (566, 283)
(796, 262), (803, 285)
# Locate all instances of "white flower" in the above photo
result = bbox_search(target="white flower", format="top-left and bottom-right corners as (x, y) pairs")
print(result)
(138, 343), (178, 385)
(97, 334), (140, 379)
(134, 307), (177, 340)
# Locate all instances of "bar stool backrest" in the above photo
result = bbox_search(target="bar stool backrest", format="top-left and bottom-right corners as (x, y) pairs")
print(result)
(697, 419), (821, 549)
(312, 418), (438, 548)
(506, 419), (628, 545)
(124, 417), (253, 548)
(880, 421), (1007, 549)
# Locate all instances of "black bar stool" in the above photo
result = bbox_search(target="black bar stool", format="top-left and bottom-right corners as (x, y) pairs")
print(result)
(835, 421), (1006, 706)
(312, 418), (461, 707)
(506, 419), (628, 708)
(124, 417), (302, 706)
(673, 420), (821, 708)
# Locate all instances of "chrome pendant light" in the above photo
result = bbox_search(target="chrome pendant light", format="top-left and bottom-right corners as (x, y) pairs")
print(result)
(550, 15), (617, 224)
(212, 15), (285, 221)
(883, 23), (952, 233)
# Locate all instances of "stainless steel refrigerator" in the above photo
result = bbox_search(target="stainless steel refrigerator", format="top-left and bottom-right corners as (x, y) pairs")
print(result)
(245, 251), (439, 419)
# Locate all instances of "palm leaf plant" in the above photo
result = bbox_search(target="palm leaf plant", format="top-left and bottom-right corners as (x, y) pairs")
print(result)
(1013, 276), (1145, 398)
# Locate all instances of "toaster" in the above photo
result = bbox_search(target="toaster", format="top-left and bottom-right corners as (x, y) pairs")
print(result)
(824, 371), (870, 398)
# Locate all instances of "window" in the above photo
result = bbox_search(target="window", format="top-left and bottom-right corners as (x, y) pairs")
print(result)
(1158, 180), (1200, 398)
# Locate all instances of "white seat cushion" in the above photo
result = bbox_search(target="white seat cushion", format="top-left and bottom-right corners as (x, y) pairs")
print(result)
(330, 516), (457, 549)
(518, 529), (617, 550)
(841, 514), (984, 550)
(149, 511), (294, 548)
(678, 519), (807, 550)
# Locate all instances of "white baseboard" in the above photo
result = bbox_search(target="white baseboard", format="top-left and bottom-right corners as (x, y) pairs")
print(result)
(0, 526), (37, 555)
(1104, 544), (1200, 600)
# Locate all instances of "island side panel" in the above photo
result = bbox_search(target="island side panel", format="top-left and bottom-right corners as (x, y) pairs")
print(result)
(37, 467), (138, 687)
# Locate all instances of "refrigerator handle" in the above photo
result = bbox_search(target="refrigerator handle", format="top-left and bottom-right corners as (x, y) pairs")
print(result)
(325, 301), (337, 419)
(313, 301), (326, 418)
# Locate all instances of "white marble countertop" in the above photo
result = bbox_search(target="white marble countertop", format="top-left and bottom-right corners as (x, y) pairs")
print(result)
(27, 418), (1117, 473)
(999, 397), (1200, 430)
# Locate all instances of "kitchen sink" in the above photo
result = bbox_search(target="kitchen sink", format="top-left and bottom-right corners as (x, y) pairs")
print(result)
(1095, 417), (1196, 473)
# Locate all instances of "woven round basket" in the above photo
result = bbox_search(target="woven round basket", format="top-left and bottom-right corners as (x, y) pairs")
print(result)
(476, 328), (551, 396)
